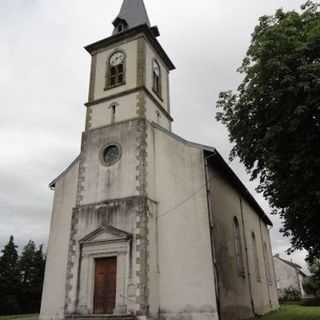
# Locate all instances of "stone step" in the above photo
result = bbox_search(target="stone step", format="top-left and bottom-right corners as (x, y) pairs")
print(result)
(66, 315), (135, 320)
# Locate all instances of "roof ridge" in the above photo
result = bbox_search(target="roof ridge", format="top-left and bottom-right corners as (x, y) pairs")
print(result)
(275, 255), (302, 270)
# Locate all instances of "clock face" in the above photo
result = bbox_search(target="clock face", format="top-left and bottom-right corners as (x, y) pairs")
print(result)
(153, 61), (160, 76)
(102, 144), (121, 166)
(110, 51), (125, 66)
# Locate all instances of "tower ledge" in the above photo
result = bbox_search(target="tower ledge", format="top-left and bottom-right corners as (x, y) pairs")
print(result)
(85, 24), (175, 71)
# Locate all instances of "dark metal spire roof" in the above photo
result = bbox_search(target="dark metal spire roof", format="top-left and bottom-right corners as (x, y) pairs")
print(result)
(113, 0), (151, 35)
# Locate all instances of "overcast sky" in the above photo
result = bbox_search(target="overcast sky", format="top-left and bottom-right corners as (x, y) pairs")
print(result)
(0, 0), (308, 271)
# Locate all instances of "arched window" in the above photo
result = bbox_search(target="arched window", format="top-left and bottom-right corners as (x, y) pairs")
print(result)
(106, 51), (126, 89)
(252, 232), (261, 281)
(233, 217), (245, 277)
(152, 60), (161, 97)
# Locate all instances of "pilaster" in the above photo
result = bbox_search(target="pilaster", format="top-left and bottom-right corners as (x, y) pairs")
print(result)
(137, 37), (146, 87)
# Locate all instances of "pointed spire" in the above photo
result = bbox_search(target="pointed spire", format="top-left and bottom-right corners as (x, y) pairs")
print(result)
(112, 0), (153, 35)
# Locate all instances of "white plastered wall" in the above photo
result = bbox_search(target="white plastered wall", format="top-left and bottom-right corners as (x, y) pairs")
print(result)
(146, 124), (219, 320)
(79, 121), (139, 206)
(88, 92), (171, 131)
(144, 94), (171, 130)
(241, 199), (279, 314)
(260, 222), (279, 308)
(208, 167), (253, 319)
(89, 92), (139, 130)
(208, 165), (279, 319)
(40, 160), (79, 320)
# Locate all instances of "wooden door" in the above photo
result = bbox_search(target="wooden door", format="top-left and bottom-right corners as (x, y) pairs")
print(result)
(94, 257), (117, 314)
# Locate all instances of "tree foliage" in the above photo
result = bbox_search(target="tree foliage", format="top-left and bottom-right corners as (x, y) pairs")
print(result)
(216, 1), (320, 261)
(280, 287), (302, 302)
(304, 260), (320, 297)
(18, 241), (46, 313)
(0, 237), (46, 315)
(0, 236), (20, 314)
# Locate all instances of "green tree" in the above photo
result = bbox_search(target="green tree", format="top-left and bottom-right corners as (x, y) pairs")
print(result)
(0, 236), (20, 315)
(19, 241), (36, 287)
(30, 245), (46, 312)
(304, 260), (320, 297)
(32, 245), (46, 289)
(216, 1), (320, 261)
(18, 241), (46, 313)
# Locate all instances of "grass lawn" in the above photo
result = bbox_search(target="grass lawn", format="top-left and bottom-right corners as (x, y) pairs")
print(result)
(0, 315), (38, 320)
(261, 305), (320, 320)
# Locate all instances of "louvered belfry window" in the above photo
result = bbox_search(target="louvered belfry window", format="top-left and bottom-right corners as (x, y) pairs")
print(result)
(110, 64), (124, 87)
(106, 51), (126, 89)
(152, 60), (161, 97)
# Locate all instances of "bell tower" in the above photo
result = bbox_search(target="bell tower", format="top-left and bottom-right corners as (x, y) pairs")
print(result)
(60, 1), (175, 318)
(85, 0), (175, 132)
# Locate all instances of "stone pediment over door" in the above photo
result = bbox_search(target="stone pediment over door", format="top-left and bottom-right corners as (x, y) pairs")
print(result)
(79, 225), (132, 245)
(77, 225), (132, 315)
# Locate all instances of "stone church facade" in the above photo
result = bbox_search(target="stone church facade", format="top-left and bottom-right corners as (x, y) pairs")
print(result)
(40, 1), (279, 320)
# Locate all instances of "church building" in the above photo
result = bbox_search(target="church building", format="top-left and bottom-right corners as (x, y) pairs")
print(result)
(40, 1), (279, 320)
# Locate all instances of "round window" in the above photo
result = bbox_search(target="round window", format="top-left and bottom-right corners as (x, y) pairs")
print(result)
(101, 144), (121, 166)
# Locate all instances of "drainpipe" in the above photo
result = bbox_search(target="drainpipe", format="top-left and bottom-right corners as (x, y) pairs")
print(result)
(204, 154), (221, 320)
(239, 197), (256, 317)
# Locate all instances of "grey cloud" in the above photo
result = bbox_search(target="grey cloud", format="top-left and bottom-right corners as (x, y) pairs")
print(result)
(0, 0), (307, 270)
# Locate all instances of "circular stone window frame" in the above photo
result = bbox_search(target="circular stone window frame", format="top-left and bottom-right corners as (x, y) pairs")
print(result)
(99, 143), (122, 167)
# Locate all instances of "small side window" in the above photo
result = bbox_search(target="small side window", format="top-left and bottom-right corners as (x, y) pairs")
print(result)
(152, 60), (162, 98)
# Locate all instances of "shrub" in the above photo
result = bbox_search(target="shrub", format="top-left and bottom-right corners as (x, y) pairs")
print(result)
(280, 287), (302, 302)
